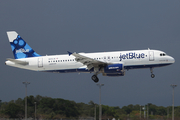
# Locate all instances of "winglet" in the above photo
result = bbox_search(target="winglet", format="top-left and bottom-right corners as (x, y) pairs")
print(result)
(67, 51), (72, 56)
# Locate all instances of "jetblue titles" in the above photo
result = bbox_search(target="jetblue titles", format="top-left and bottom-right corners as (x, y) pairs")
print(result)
(120, 52), (145, 61)
(16, 48), (29, 53)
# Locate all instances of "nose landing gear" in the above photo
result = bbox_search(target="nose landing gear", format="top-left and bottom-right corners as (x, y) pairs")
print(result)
(150, 68), (155, 78)
(151, 74), (155, 78)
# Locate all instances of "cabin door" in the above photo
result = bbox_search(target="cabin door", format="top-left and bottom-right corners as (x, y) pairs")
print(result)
(38, 58), (43, 67)
(149, 51), (154, 61)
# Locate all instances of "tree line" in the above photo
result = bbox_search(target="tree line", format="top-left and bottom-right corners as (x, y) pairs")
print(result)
(0, 95), (180, 120)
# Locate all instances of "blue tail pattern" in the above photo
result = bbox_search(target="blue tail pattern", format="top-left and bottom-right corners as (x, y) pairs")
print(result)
(10, 34), (40, 59)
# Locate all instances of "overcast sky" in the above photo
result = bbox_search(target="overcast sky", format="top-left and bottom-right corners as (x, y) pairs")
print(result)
(0, 0), (180, 107)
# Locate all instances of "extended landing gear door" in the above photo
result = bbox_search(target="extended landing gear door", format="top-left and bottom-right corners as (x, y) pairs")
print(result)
(38, 58), (43, 68)
(149, 51), (154, 61)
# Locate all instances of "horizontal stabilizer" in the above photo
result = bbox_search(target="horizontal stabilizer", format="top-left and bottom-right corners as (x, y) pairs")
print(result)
(7, 58), (29, 65)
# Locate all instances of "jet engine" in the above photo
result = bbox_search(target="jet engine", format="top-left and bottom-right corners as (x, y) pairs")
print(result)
(102, 64), (125, 76)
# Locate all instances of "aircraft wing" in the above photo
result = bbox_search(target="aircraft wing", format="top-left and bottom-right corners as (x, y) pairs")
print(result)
(67, 51), (107, 70)
(6, 58), (29, 65)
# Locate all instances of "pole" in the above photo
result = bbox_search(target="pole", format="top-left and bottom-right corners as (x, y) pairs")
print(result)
(167, 107), (169, 120)
(99, 85), (101, 120)
(97, 83), (104, 120)
(143, 106), (146, 119)
(95, 105), (96, 120)
(147, 104), (148, 120)
(140, 105), (141, 120)
(23, 81), (30, 120)
(171, 84), (177, 120)
(172, 86), (174, 120)
(144, 110), (145, 119)
(35, 102), (36, 120)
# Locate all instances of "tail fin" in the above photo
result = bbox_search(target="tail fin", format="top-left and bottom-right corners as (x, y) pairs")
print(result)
(7, 31), (41, 59)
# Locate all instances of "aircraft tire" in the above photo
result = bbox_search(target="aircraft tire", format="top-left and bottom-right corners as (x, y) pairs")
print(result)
(91, 75), (99, 83)
(151, 74), (155, 78)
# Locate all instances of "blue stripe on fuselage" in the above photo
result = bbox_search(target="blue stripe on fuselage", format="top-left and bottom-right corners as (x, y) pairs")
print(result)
(43, 63), (172, 73)
(124, 63), (172, 69)
(44, 68), (94, 73)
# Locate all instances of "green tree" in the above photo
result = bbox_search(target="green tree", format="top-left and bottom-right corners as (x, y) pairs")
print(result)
(148, 104), (157, 115)
(175, 106), (180, 117)
(156, 106), (166, 116)
(38, 97), (80, 118)
(1, 95), (180, 119)
(15, 98), (23, 106)
(3, 103), (23, 118)
(77, 102), (91, 117)
(122, 106), (132, 114)
(88, 100), (97, 117)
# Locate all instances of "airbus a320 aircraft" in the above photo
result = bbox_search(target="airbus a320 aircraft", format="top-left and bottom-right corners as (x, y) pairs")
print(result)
(5, 31), (175, 83)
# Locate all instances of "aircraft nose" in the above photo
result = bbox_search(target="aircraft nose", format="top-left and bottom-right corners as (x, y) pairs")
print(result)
(170, 56), (175, 63)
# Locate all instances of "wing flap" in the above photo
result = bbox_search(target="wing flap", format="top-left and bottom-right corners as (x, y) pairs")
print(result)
(69, 52), (107, 70)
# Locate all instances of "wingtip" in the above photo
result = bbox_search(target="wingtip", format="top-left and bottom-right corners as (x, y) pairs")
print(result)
(67, 51), (72, 56)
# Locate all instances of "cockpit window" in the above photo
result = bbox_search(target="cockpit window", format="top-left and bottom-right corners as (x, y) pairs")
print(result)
(160, 53), (166, 56)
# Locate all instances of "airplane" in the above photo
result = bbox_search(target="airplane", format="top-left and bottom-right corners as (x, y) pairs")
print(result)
(5, 31), (175, 83)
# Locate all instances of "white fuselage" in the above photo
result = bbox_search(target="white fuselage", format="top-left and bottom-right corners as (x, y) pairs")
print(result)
(5, 49), (175, 74)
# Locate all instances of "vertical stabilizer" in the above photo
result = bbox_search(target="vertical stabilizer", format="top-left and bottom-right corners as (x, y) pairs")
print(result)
(7, 31), (41, 59)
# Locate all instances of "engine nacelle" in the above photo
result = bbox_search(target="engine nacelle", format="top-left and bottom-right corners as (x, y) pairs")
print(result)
(103, 64), (124, 74)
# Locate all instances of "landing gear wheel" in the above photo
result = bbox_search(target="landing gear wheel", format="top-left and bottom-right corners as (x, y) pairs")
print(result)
(150, 68), (155, 78)
(91, 75), (99, 83)
(151, 74), (155, 78)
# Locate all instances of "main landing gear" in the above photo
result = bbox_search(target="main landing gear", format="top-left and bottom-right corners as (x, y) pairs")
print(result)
(91, 67), (100, 83)
(150, 68), (155, 78)
(91, 75), (99, 83)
